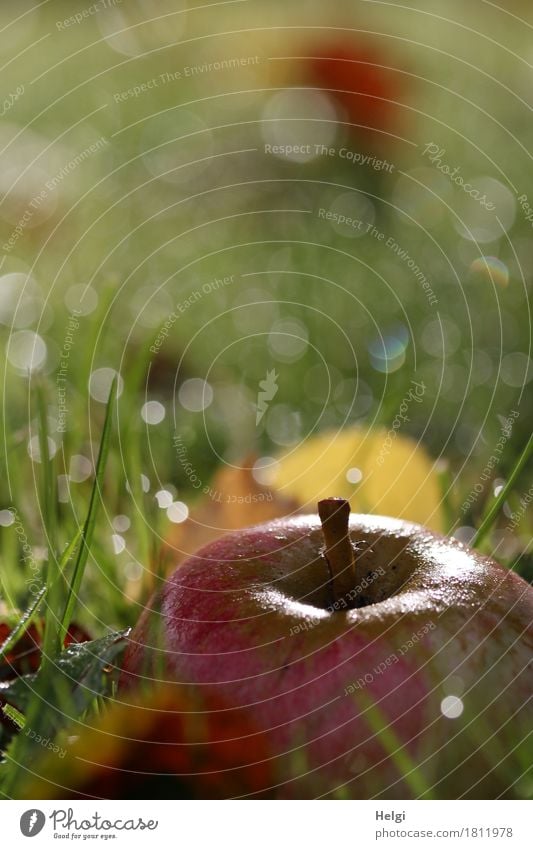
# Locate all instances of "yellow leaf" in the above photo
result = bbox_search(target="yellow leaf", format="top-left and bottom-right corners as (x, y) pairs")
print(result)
(272, 427), (443, 532)
(163, 461), (298, 573)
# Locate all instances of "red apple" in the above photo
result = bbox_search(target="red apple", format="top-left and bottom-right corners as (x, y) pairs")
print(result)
(122, 499), (533, 799)
(305, 42), (405, 145)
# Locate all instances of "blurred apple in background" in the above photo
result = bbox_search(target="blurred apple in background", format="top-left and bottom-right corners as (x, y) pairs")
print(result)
(304, 40), (407, 149)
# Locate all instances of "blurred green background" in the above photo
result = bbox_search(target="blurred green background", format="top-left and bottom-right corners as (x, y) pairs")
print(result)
(0, 0), (531, 630)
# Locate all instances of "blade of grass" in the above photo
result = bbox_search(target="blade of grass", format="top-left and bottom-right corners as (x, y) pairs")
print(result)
(36, 383), (63, 659)
(59, 377), (117, 643)
(1, 382), (117, 797)
(0, 525), (84, 667)
(2, 704), (26, 730)
(125, 435), (152, 590)
(354, 688), (433, 799)
(36, 382), (57, 559)
(0, 509), (24, 605)
(120, 354), (161, 590)
(473, 433), (533, 549)
(0, 586), (46, 663)
(57, 524), (84, 574)
(436, 460), (455, 534)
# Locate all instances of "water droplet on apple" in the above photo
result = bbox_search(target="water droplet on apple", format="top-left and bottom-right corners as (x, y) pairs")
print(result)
(440, 695), (464, 719)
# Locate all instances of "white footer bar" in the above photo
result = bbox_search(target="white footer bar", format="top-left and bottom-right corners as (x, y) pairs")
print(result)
(2, 799), (530, 848)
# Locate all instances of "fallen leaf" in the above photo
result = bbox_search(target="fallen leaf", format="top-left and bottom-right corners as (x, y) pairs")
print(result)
(20, 683), (274, 800)
(0, 621), (93, 742)
(272, 427), (444, 532)
(163, 428), (443, 574)
(164, 458), (298, 568)
(0, 621), (90, 680)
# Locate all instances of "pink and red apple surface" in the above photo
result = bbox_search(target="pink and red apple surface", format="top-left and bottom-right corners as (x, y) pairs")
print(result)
(122, 499), (533, 799)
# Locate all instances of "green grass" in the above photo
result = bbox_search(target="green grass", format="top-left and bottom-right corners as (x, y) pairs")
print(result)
(0, 369), (529, 798)
(59, 377), (116, 643)
(473, 434), (533, 550)
(1, 383), (117, 797)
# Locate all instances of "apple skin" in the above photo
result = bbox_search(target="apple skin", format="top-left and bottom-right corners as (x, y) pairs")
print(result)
(122, 513), (533, 799)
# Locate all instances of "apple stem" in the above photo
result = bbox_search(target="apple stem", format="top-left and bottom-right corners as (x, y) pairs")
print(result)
(318, 498), (357, 607)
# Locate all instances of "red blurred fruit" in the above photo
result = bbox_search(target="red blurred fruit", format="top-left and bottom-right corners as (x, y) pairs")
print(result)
(21, 684), (274, 800)
(123, 499), (533, 798)
(306, 42), (405, 143)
